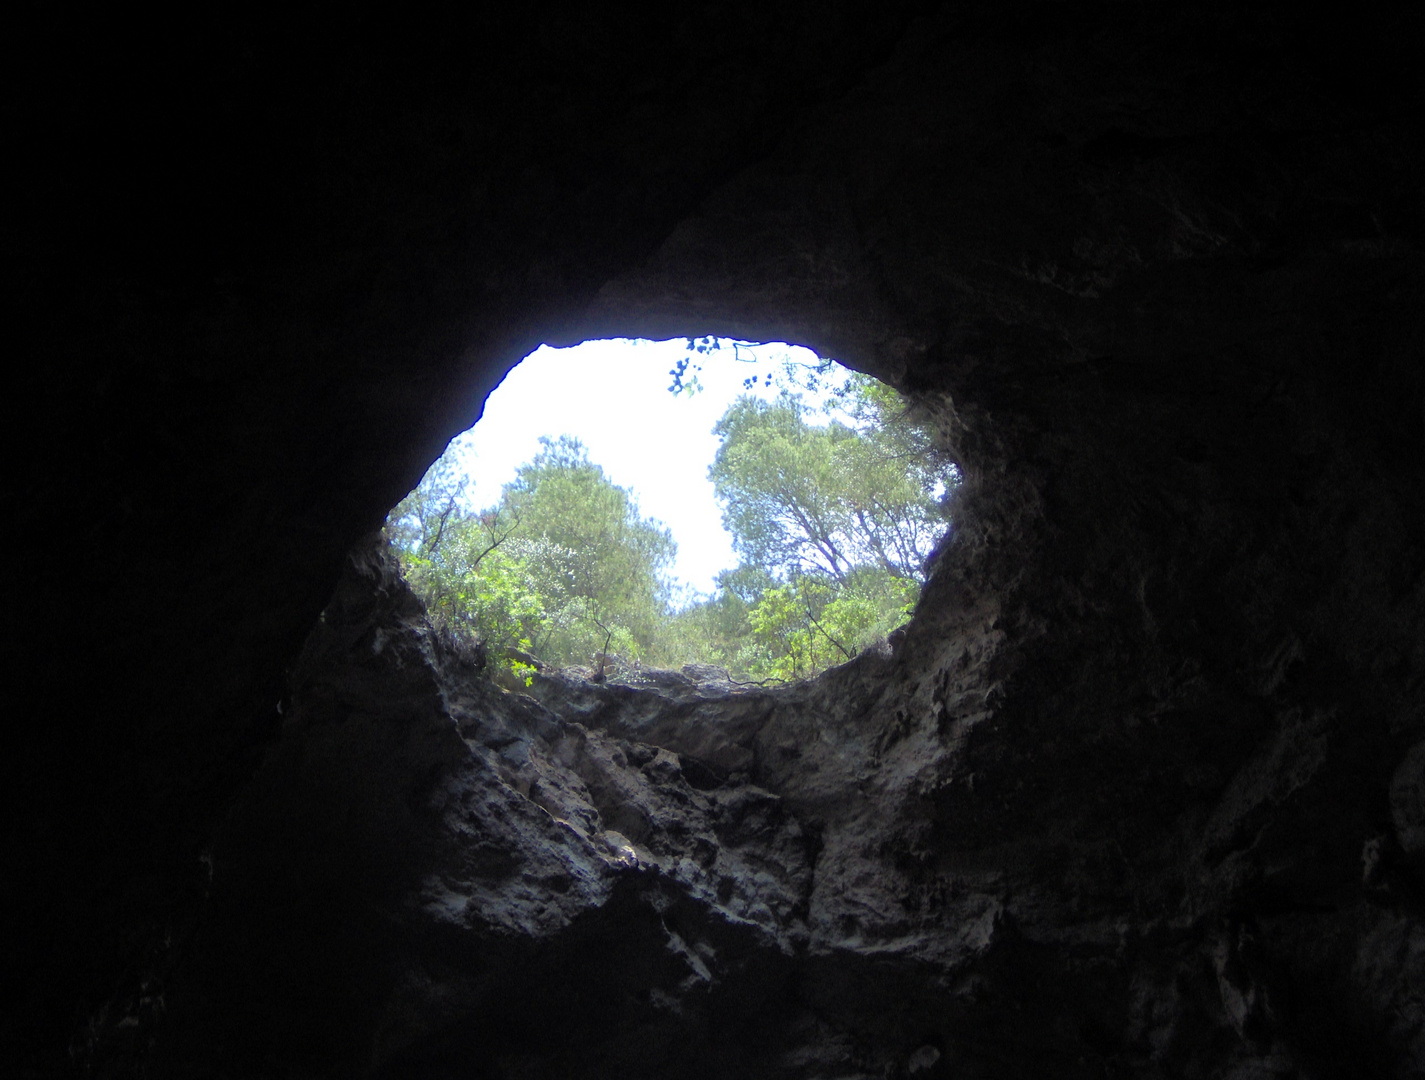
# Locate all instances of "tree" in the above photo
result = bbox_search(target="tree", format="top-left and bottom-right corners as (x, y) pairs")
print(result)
(386, 457), (527, 647)
(703, 374), (955, 680)
(710, 376), (953, 583)
(647, 565), (773, 673)
(742, 566), (920, 681)
(498, 436), (675, 670)
(387, 436), (674, 679)
(389, 370), (952, 687)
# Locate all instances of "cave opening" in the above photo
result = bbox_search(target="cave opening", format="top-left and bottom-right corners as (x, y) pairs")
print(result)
(12, 1), (1425, 1073)
(384, 336), (958, 688)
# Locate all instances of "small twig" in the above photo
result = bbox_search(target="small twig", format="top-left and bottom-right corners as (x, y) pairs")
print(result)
(427, 490), (460, 554)
(586, 609), (615, 682)
(804, 605), (854, 661)
(467, 507), (521, 573)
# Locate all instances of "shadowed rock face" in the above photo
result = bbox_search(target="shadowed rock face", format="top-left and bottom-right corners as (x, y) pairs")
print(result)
(7, 3), (1424, 1077)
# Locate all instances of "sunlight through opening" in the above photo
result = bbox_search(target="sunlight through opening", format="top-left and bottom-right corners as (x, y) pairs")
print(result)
(385, 338), (957, 688)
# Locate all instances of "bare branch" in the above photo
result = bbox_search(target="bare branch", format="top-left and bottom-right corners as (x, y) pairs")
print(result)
(804, 603), (854, 661)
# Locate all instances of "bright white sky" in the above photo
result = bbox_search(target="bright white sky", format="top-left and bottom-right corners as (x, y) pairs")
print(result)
(433, 338), (847, 599)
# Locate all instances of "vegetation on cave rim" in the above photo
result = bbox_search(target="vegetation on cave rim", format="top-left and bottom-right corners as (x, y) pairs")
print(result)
(385, 354), (956, 685)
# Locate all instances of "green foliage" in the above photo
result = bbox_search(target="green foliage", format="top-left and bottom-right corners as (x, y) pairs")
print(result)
(681, 565), (920, 682)
(387, 366), (954, 686)
(387, 436), (674, 679)
(503, 436), (674, 667)
(710, 376), (951, 583)
(386, 458), (532, 652)
(646, 568), (762, 672)
(769, 567), (919, 679)
(652, 373), (953, 681)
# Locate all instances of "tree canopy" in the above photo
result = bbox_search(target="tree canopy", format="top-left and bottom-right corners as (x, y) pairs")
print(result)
(710, 377), (948, 582)
(501, 435), (674, 666)
(385, 369), (955, 685)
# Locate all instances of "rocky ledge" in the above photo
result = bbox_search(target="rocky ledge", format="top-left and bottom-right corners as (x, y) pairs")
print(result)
(151, 535), (1425, 1079)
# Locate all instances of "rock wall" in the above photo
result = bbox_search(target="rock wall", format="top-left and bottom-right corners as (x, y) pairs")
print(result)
(6, 3), (1423, 1077)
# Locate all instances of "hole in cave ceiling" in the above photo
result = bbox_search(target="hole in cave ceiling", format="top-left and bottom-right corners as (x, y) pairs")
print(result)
(384, 337), (959, 688)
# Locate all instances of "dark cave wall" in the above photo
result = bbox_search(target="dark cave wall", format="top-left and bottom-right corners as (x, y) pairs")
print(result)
(567, 27), (1425, 1071)
(6, 2), (1424, 1076)
(5, 6), (921, 1070)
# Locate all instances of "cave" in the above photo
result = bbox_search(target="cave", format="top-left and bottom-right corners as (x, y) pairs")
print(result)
(8, 5), (1424, 1078)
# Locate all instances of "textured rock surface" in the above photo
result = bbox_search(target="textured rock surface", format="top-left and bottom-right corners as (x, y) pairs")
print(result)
(166, 497), (1425, 1077)
(6, 3), (1424, 1077)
